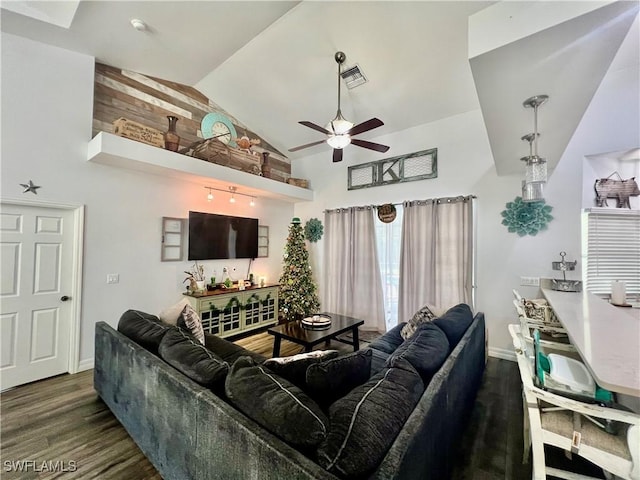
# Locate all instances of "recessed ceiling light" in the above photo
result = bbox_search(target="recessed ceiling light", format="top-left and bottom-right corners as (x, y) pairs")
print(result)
(130, 19), (147, 32)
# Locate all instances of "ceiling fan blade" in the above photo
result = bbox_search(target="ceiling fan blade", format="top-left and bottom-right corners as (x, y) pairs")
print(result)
(333, 148), (343, 163)
(299, 121), (331, 135)
(288, 139), (326, 152)
(346, 118), (384, 136)
(351, 138), (390, 153)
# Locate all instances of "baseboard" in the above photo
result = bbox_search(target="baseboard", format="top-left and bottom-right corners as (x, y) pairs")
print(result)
(488, 347), (515, 362)
(77, 358), (94, 372)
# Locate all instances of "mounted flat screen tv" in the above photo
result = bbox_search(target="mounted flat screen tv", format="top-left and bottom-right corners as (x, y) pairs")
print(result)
(188, 211), (258, 260)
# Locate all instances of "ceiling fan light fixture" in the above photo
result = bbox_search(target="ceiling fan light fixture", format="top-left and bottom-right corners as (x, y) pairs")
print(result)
(326, 112), (354, 135)
(327, 134), (351, 149)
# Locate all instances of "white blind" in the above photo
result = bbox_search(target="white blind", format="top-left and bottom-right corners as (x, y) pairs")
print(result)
(583, 209), (640, 296)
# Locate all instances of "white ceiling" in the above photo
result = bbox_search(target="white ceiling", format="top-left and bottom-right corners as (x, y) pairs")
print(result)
(2, 1), (638, 175)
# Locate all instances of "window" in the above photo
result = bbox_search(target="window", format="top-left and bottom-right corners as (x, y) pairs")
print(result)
(375, 205), (403, 330)
(582, 208), (640, 298)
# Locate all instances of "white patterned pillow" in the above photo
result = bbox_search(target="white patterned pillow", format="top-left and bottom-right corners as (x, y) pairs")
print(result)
(400, 304), (441, 340)
(179, 304), (205, 344)
(158, 298), (190, 325)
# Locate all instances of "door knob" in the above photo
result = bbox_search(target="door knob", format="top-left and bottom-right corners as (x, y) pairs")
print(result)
(60, 295), (71, 302)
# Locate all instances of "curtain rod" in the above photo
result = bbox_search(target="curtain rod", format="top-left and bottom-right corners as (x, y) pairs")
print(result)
(324, 194), (477, 213)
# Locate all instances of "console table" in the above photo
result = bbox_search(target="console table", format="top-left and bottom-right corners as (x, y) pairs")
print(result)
(541, 288), (640, 397)
(185, 284), (278, 338)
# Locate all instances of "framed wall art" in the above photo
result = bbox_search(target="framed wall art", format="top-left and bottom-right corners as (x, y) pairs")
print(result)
(348, 148), (437, 190)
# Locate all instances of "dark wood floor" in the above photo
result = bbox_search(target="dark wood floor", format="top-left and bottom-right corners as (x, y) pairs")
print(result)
(0, 333), (561, 479)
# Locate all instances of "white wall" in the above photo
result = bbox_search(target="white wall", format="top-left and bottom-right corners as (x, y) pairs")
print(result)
(292, 23), (640, 357)
(1, 33), (294, 366)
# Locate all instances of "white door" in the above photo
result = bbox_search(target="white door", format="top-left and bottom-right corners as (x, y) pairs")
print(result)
(1, 203), (77, 390)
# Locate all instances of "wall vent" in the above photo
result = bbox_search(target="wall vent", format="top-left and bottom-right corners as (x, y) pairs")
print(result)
(340, 64), (367, 89)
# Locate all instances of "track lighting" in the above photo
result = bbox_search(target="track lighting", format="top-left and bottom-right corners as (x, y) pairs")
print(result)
(203, 185), (257, 206)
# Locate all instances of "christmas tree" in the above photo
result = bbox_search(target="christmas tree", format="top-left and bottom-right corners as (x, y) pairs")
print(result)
(279, 217), (320, 321)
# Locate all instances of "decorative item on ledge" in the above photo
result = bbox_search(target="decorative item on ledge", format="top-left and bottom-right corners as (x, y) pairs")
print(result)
(112, 117), (164, 148)
(164, 116), (180, 152)
(594, 172), (639, 208)
(288, 178), (309, 189)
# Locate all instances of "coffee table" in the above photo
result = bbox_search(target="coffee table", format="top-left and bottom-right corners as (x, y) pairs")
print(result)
(267, 312), (365, 357)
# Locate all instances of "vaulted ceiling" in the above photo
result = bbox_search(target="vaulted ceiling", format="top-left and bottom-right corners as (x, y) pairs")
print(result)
(2, 1), (638, 176)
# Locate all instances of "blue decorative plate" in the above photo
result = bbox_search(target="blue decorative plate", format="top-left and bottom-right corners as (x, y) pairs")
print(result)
(201, 112), (237, 148)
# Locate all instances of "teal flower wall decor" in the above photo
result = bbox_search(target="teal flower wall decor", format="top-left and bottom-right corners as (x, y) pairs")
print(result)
(304, 218), (324, 242)
(501, 197), (553, 236)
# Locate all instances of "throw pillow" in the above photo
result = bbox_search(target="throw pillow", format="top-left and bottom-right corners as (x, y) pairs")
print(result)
(158, 328), (229, 389)
(306, 349), (373, 409)
(117, 309), (170, 354)
(432, 303), (474, 349)
(316, 357), (424, 477)
(387, 323), (449, 383)
(158, 298), (190, 325)
(177, 304), (205, 345)
(400, 303), (440, 340)
(263, 350), (339, 388)
(225, 356), (328, 448)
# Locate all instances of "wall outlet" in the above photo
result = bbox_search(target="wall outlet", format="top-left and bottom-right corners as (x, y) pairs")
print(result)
(520, 276), (540, 287)
(106, 274), (120, 284)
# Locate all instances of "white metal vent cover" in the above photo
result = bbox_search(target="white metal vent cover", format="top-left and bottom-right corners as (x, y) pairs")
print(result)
(340, 64), (367, 89)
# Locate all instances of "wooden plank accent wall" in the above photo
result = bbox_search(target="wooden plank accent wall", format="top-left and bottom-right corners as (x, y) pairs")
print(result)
(92, 63), (291, 181)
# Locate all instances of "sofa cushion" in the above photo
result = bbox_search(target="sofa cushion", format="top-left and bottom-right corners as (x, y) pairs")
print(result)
(177, 304), (205, 344)
(117, 310), (170, 354)
(432, 303), (474, 348)
(368, 322), (407, 354)
(204, 333), (266, 364)
(263, 350), (339, 388)
(306, 349), (372, 409)
(316, 357), (424, 477)
(225, 356), (328, 448)
(158, 328), (229, 388)
(401, 303), (440, 340)
(387, 323), (449, 383)
(158, 298), (190, 325)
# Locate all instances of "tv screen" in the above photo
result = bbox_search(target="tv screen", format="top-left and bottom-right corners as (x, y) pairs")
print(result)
(188, 211), (258, 260)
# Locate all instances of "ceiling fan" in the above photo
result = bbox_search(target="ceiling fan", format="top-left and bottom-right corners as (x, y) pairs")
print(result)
(289, 51), (390, 163)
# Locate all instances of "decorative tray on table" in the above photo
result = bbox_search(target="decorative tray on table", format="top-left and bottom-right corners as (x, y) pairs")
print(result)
(301, 314), (332, 330)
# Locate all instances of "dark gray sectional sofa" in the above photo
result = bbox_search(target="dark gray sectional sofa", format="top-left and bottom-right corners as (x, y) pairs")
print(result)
(94, 304), (485, 480)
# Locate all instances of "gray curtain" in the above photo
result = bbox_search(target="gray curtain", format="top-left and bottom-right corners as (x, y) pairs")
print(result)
(398, 196), (474, 324)
(323, 207), (386, 331)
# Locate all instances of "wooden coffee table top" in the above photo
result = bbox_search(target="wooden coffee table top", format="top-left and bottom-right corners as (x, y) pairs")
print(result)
(268, 312), (364, 345)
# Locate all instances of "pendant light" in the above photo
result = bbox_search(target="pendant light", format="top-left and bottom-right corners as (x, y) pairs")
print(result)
(521, 95), (548, 203)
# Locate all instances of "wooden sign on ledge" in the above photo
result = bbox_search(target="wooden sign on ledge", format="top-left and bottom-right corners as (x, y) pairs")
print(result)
(113, 118), (164, 148)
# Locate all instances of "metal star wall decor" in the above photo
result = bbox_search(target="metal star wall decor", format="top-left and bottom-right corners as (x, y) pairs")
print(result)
(20, 180), (41, 194)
